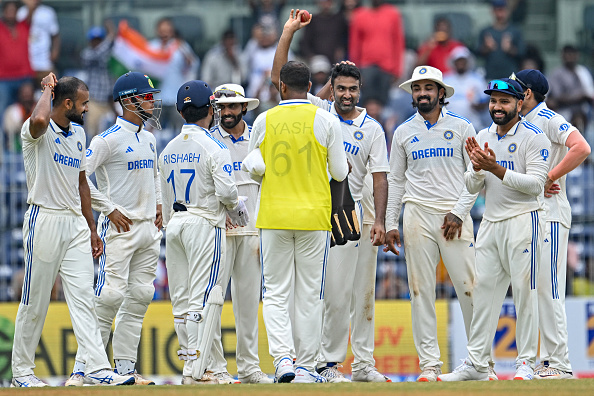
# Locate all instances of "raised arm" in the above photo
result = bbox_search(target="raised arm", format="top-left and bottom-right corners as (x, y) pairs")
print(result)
(29, 73), (58, 139)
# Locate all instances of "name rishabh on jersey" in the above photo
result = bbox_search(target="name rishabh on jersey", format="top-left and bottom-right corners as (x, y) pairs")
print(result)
(523, 102), (577, 227)
(21, 118), (87, 214)
(86, 116), (160, 220)
(307, 94), (390, 202)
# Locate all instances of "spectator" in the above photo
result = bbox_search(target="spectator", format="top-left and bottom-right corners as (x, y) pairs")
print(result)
(443, 46), (490, 130)
(249, 0), (286, 26)
(0, 1), (34, 126)
(148, 17), (199, 131)
(81, 23), (116, 137)
(547, 45), (594, 133)
(201, 30), (246, 89)
(477, 0), (524, 80)
(416, 17), (463, 74)
(309, 55), (331, 94)
(299, 0), (348, 63)
(339, 0), (362, 25)
(2, 81), (34, 153)
(16, 0), (59, 84)
(349, 0), (405, 105)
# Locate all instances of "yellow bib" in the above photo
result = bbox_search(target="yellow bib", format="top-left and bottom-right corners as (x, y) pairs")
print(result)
(257, 103), (331, 231)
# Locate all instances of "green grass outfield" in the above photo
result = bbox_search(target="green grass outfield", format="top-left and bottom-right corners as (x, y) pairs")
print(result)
(1, 379), (593, 396)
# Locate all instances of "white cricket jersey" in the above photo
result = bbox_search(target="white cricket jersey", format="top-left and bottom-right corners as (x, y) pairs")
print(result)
(86, 117), (161, 220)
(386, 108), (478, 232)
(308, 94), (390, 202)
(465, 120), (551, 222)
(158, 124), (239, 229)
(523, 102), (575, 227)
(21, 118), (87, 215)
(211, 122), (259, 236)
(361, 171), (375, 225)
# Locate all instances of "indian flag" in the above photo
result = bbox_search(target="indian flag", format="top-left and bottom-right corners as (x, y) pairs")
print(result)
(109, 21), (178, 81)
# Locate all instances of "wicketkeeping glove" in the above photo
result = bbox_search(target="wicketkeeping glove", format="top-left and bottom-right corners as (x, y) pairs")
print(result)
(330, 176), (360, 247)
(227, 196), (249, 227)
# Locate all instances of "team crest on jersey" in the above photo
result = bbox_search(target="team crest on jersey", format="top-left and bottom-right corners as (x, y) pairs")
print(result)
(541, 149), (549, 161)
(77, 142), (83, 152)
(443, 130), (454, 140)
(354, 131), (364, 141)
(223, 164), (232, 176)
(86, 149), (93, 157)
(145, 75), (155, 88)
(508, 143), (517, 153)
(150, 142), (155, 153)
(560, 123), (569, 131)
(419, 67), (427, 74)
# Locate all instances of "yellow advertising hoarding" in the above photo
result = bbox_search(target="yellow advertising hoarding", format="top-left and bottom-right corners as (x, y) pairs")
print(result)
(0, 300), (449, 378)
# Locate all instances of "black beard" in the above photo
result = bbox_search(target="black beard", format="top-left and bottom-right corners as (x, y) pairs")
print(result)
(221, 113), (242, 129)
(490, 107), (517, 125)
(413, 95), (439, 114)
(335, 98), (357, 113)
(66, 109), (85, 125)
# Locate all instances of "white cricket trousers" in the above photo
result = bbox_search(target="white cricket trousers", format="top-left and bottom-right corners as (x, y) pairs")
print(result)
(211, 235), (262, 378)
(467, 211), (543, 371)
(403, 202), (475, 370)
(165, 213), (224, 377)
(93, 216), (161, 362)
(12, 205), (110, 377)
(260, 229), (330, 372)
(538, 221), (571, 372)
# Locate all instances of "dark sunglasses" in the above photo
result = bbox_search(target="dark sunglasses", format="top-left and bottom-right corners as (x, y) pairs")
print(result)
(214, 89), (244, 99)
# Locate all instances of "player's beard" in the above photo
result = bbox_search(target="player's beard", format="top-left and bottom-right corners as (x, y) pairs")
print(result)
(66, 108), (85, 125)
(490, 107), (517, 125)
(335, 96), (357, 114)
(413, 95), (439, 114)
(220, 113), (242, 129)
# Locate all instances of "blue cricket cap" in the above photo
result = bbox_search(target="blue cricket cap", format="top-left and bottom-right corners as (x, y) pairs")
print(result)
(176, 80), (214, 112)
(87, 26), (106, 41)
(513, 69), (549, 95)
(113, 72), (160, 102)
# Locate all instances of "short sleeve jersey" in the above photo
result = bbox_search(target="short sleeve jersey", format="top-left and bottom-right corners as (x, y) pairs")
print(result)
(21, 118), (87, 214)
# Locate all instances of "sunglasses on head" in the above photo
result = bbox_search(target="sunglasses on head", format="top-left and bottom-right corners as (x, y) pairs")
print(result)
(138, 93), (154, 101)
(214, 89), (244, 99)
(509, 73), (529, 90)
(487, 80), (521, 94)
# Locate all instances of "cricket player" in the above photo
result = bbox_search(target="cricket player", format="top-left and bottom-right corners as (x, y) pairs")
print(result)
(439, 78), (551, 381)
(511, 69), (591, 379)
(247, 60), (349, 383)
(384, 66), (479, 382)
(66, 72), (163, 386)
(208, 83), (273, 384)
(271, 10), (390, 383)
(159, 80), (248, 385)
(12, 73), (135, 387)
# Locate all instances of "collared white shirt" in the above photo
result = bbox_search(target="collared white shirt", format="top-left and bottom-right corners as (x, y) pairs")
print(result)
(159, 124), (239, 228)
(386, 107), (478, 231)
(465, 120), (551, 222)
(308, 94), (390, 202)
(21, 118), (87, 214)
(86, 117), (161, 220)
(524, 102), (576, 227)
(212, 121), (259, 236)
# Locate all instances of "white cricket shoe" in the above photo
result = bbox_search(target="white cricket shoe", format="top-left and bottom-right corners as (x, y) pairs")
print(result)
(131, 371), (155, 385)
(240, 370), (274, 384)
(317, 365), (350, 383)
(351, 366), (392, 382)
(487, 363), (499, 381)
(292, 367), (328, 383)
(514, 361), (534, 380)
(437, 359), (487, 381)
(65, 372), (84, 386)
(11, 375), (48, 387)
(182, 371), (219, 385)
(214, 371), (241, 384)
(84, 369), (135, 386)
(416, 366), (441, 382)
(535, 366), (573, 379)
(534, 361), (547, 376)
(274, 358), (295, 383)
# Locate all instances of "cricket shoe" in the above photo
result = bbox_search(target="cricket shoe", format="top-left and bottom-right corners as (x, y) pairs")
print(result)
(534, 366), (573, 380)
(514, 361), (534, 380)
(317, 364), (350, 383)
(487, 363), (499, 381)
(131, 371), (155, 385)
(417, 366), (441, 382)
(437, 359), (487, 381)
(65, 371), (84, 386)
(11, 375), (48, 387)
(182, 371), (219, 385)
(214, 371), (241, 384)
(84, 369), (135, 385)
(351, 366), (392, 382)
(533, 361), (548, 376)
(240, 370), (274, 384)
(292, 367), (328, 383)
(274, 357), (295, 383)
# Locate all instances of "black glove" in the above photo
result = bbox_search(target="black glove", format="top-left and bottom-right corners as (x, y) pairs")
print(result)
(330, 176), (360, 247)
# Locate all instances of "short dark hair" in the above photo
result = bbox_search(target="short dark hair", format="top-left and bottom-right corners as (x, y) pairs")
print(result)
(181, 105), (209, 123)
(533, 90), (546, 103)
(330, 63), (362, 87)
(222, 29), (235, 40)
(53, 77), (88, 106)
(280, 61), (310, 93)
(2, 1), (18, 12)
(562, 44), (578, 53)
